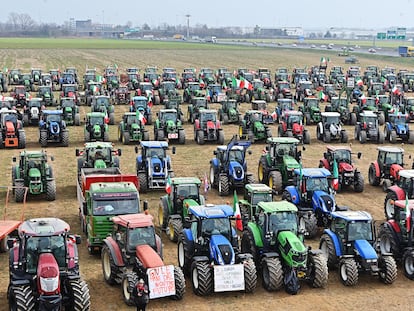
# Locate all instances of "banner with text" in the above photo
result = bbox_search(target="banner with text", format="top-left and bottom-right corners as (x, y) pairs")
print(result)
(147, 265), (176, 299)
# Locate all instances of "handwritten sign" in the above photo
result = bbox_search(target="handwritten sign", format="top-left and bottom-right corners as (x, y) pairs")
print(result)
(213, 264), (245, 292)
(347, 77), (355, 88)
(147, 265), (176, 299)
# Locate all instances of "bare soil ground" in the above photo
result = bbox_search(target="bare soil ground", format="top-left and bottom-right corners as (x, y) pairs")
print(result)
(0, 47), (413, 311)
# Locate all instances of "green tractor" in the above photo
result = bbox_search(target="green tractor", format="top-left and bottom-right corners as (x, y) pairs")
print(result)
(118, 112), (149, 144)
(218, 99), (241, 124)
(11, 150), (56, 202)
(58, 97), (80, 126)
(187, 97), (208, 124)
(158, 177), (204, 242)
(91, 95), (115, 125)
(84, 112), (109, 142)
(154, 109), (185, 144)
(238, 183), (274, 223)
(241, 201), (328, 294)
(299, 97), (321, 125)
(239, 110), (273, 143)
(258, 137), (302, 193)
(326, 96), (356, 125)
(76, 141), (121, 175)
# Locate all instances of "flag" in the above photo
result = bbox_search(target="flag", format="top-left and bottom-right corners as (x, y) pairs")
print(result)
(356, 79), (363, 86)
(93, 85), (99, 94)
(319, 90), (328, 102)
(392, 86), (400, 95)
(203, 172), (210, 194)
(96, 75), (103, 82)
(136, 111), (147, 125)
(233, 190), (243, 231)
(242, 78), (253, 91)
(360, 94), (366, 104)
(232, 77), (241, 88)
(406, 194), (411, 233)
(165, 176), (172, 194)
(332, 159), (339, 191)
(271, 110), (278, 121)
(222, 80), (227, 89)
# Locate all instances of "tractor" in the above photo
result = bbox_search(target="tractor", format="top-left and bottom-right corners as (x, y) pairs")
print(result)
(135, 141), (174, 192)
(209, 136), (255, 196)
(84, 112), (109, 142)
(177, 204), (257, 296)
(113, 85), (130, 105)
(277, 110), (311, 144)
(187, 97), (208, 124)
(320, 84), (337, 102)
(118, 112), (149, 145)
(11, 85), (28, 107)
(11, 150), (56, 202)
(249, 79), (273, 102)
(101, 214), (185, 305)
(218, 99), (240, 124)
(326, 97), (355, 125)
(316, 112), (348, 143)
(130, 95), (152, 125)
(241, 201), (328, 294)
(273, 98), (294, 123)
(38, 110), (69, 147)
(238, 183), (274, 223)
(158, 81), (180, 104)
(137, 81), (157, 105)
(368, 146), (405, 191)
(84, 81), (103, 105)
(164, 95), (183, 121)
(367, 82), (385, 97)
(7, 217), (91, 310)
(37, 85), (56, 106)
(257, 137), (302, 193)
(154, 109), (185, 144)
(299, 97), (321, 125)
(58, 97), (80, 126)
(352, 96), (385, 125)
(0, 109), (26, 149)
(239, 110), (272, 143)
(403, 97), (414, 121)
(294, 81), (314, 102)
(384, 170), (414, 220)
(8, 69), (22, 86)
(183, 82), (203, 103)
(23, 98), (44, 126)
(320, 211), (397, 286)
(158, 177), (204, 242)
(207, 83), (226, 103)
(318, 145), (364, 192)
(91, 95), (115, 125)
(60, 84), (80, 105)
(49, 69), (61, 89)
(354, 111), (384, 144)
(76, 141), (121, 175)
(20, 73), (34, 92)
(194, 109), (224, 145)
(384, 112), (414, 144)
(0, 71), (8, 92)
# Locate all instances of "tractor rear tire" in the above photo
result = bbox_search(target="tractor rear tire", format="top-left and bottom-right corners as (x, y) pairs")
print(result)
(339, 257), (358, 286)
(101, 245), (117, 285)
(67, 279), (91, 311)
(0, 236), (8, 252)
(8, 285), (35, 311)
(341, 131), (348, 143)
(384, 192), (397, 220)
(323, 131), (331, 143)
(84, 131), (90, 142)
(241, 229), (258, 264)
(18, 130), (26, 149)
(178, 129), (185, 144)
(305, 113), (311, 125)
(303, 130), (311, 144)
(308, 252), (328, 288)
(299, 213), (318, 239)
(378, 256), (397, 284)
(121, 272), (138, 306)
(319, 233), (338, 268)
(74, 113), (80, 126)
(277, 125), (283, 137)
(258, 157), (268, 184)
(218, 174), (229, 196)
(378, 224), (399, 257)
(243, 259), (257, 293)
(178, 234), (192, 276)
(350, 112), (357, 125)
(61, 130), (69, 147)
(218, 129), (224, 145)
(122, 131), (130, 145)
(40, 130), (48, 147)
(261, 257), (283, 292)
(378, 113), (385, 125)
(103, 131), (109, 142)
(246, 173), (255, 184)
(172, 266), (186, 300)
(46, 180), (56, 201)
(138, 172), (148, 193)
(158, 199), (169, 229)
(402, 249), (414, 280)
(268, 170), (283, 193)
(368, 163), (380, 186)
(168, 218), (183, 243)
(196, 130), (204, 145)
(223, 114), (229, 124)
(15, 181), (25, 203)
(358, 130), (367, 144)
(378, 130), (385, 144)
(109, 112), (115, 125)
(143, 131), (150, 141)
(389, 130), (397, 143)
(353, 172), (364, 193)
(0, 132), (3, 148)
(191, 261), (213, 296)
(408, 130), (414, 144)
(209, 165), (217, 189)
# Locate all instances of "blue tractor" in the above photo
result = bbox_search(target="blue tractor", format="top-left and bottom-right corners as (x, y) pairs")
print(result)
(38, 110), (69, 147)
(319, 210), (397, 286)
(282, 168), (341, 238)
(384, 112), (414, 144)
(177, 204), (257, 296)
(135, 141), (174, 192)
(209, 136), (255, 196)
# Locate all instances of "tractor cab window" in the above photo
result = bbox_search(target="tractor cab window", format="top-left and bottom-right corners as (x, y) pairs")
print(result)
(347, 221), (373, 241)
(191, 221), (198, 241)
(268, 211), (297, 234)
(251, 112), (261, 122)
(201, 218), (231, 239)
(333, 218), (347, 240)
(385, 152), (402, 166)
(92, 148), (110, 161)
(126, 115), (137, 125)
(305, 177), (329, 192)
(325, 115), (339, 125)
(46, 114), (60, 123)
(96, 97), (109, 107)
(364, 116), (377, 126)
(25, 235), (66, 273)
(128, 226), (156, 251)
(90, 116), (104, 125)
(251, 192), (272, 206)
(147, 148), (165, 158)
(162, 111), (177, 122)
(176, 184), (199, 201)
(276, 143), (293, 157)
(201, 112), (216, 123)
(3, 113), (17, 125)
(287, 114), (301, 126)
(27, 158), (42, 170)
(228, 149), (243, 163)
(133, 99), (147, 109)
(333, 149), (351, 164)
(390, 114), (407, 126)
(164, 83), (175, 91)
(61, 100), (74, 108)
(226, 101), (236, 109)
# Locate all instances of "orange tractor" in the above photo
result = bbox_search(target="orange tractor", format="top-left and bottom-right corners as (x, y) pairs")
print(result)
(0, 109), (26, 149)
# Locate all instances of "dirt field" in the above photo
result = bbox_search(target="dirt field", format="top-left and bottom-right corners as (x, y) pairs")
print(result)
(0, 47), (413, 311)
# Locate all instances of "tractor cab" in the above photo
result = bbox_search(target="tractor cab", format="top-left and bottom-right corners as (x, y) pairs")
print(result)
(130, 96), (148, 112)
(171, 178), (202, 215)
(377, 146), (404, 173)
(159, 109), (178, 124)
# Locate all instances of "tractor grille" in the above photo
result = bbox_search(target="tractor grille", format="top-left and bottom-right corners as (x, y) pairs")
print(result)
(321, 195), (335, 212)
(234, 166), (243, 179)
(218, 244), (232, 264)
(153, 163), (161, 173)
(292, 252), (307, 264)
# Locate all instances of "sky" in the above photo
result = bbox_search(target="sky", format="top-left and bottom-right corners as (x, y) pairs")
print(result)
(2, 0), (414, 30)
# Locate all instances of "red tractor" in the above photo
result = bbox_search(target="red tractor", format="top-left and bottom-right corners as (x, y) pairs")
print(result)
(7, 217), (91, 311)
(368, 146), (405, 191)
(384, 170), (414, 220)
(277, 110), (310, 144)
(193, 109), (224, 145)
(101, 213), (185, 305)
(319, 145), (364, 192)
(11, 86), (28, 107)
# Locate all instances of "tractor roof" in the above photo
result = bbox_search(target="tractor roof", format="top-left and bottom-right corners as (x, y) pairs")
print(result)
(89, 182), (138, 193)
(133, 96), (147, 101)
(87, 112), (106, 117)
(377, 146), (404, 153)
(21, 150), (47, 157)
(246, 110), (263, 115)
(28, 98), (43, 102)
(123, 112), (138, 117)
(331, 210), (372, 222)
(140, 141), (169, 148)
(200, 109), (217, 114)
(393, 199), (414, 210)
(252, 100), (266, 104)
(112, 213), (154, 229)
(326, 145), (352, 152)
(217, 145), (244, 152)
(294, 168), (331, 178)
(171, 177), (201, 185)
(84, 141), (114, 149)
(398, 170), (414, 179)
(43, 110), (62, 115)
(321, 112), (340, 117)
(257, 201), (297, 213)
(284, 110), (303, 116)
(360, 111), (377, 117)
(245, 183), (273, 193)
(94, 95), (110, 99)
(160, 109), (177, 114)
(266, 137), (300, 144)
(189, 204), (234, 218)
(19, 218), (70, 237)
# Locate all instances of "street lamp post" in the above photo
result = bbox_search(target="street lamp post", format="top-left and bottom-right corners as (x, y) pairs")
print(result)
(185, 14), (190, 39)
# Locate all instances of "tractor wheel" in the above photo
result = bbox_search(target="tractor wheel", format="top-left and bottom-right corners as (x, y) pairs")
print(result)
(353, 172), (364, 193)
(350, 112), (357, 125)
(286, 130), (293, 137)
(358, 130), (367, 144)
(378, 224), (399, 257)
(277, 124), (283, 137)
(172, 266), (186, 300)
(196, 130), (205, 145)
(339, 257), (358, 286)
(241, 229), (257, 263)
(168, 218), (183, 242)
(8, 285), (35, 311)
(248, 131), (255, 142)
(305, 113), (311, 125)
(138, 172), (148, 193)
(158, 199), (169, 229)
(217, 129), (224, 145)
(143, 131), (150, 141)
(378, 130), (385, 144)
(209, 165), (217, 189)
(157, 129), (165, 141)
(0, 236), (8, 253)
(298, 213), (318, 239)
(66, 279), (91, 311)
(178, 129), (185, 144)
(109, 112), (115, 125)
(378, 255), (397, 284)
(402, 249), (414, 280)
(389, 130), (397, 143)
(15, 181), (25, 203)
(61, 130), (69, 147)
(323, 131), (331, 143)
(155, 95), (160, 105)
(258, 157), (268, 184)
(0, 132), (3, 148)
(265, 93), (271, 102)
(268, 170), (283, 193)
(408, 130), (414, 144)
(191, 261), (213, 296)
(223, 114), (229, 124)
(341, 130), (348, 143)
(218, 174), (230, 196)
(383, 179), (392, 192)
(384, 192), (397, 220)
(17, 130), (26, 149)
(84, 131), (90, 142)
(101, 245), (117, 285)
(245, 94), (250, 103)
(246, 173), (255, 184)
(46, 179), (56, 201)
(178, 234), (192, 276)
(40, 130), (48, 147)
(368, 163), (380, 186)
(303, 130), (311, 144)
(319, 233), (338, 268)
(316, 126), (322, 140)
(74, 113), (80, 126)
(147, 114), (152, 125)
(103, 131), (109, 142)
(122, 131), (130, 145)
(308, 252), (328, 288)
(378, 112), (385, 125)
(243, 259), (257, 293)
(121, 272), (138, 306)
(261, 257), (283, 292)
(281, 190), (292, 202)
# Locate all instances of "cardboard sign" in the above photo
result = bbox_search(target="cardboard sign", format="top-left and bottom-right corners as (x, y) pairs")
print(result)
(213, 264), (245, 292)
(347, 77), (355, 88)
(147, 265), (176, 299)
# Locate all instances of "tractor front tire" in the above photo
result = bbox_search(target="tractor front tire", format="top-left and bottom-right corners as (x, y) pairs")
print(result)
(218, 174), (230, 196)
(319, 233), (338, 268)
(122, 131), (130, 145)
(61, 130), (69, 147)
(191, 261), (213, 296)
(8, 285), (35, 311)
(402, 249), (414, 280)
(384, 191), (397, 220)
(178, 235), (192, 276)
(308, 252), (328, 288)
(138, 172), (148, 193)
(40, 130), (48, 147)
(168, 218), (183, 242)
(172, 266), (186, 300)
(378, 224), (399, 257)
(241, 229), (258, 264)
(378, 256), (397, 284)
(299, 213), (318, 239)
(257, 157), (268, 184)
(368, 163), (380, 186)
(353, 172), (364, 193)
(243, 259), (257, 293)
(196, 130), (205, 145)
(121, 272), (138, 306)
(18, 130), (26, 149)
(261, 257), (283, 292)
(339, 257), (358, 286)
(14, 181), (25, 203)
(46, 179), (56, 201)
(67, 279), (91, 311)
(101, 245), (117, 285)
(268, 170), (283, 193)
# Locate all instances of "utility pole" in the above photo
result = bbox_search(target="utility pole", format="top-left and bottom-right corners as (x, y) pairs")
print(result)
(185, 14), (190, 39)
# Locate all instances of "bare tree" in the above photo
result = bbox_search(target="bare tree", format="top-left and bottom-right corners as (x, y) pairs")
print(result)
(7, 12), (35, 31)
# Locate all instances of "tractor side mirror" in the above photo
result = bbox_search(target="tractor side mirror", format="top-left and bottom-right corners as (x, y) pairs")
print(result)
(323, 152), (328, 159)
(172, 146), (176, 155)
(75, 149), (80, 157)
(50, 156), (54, 161)
(156, 112), (159, 116)
(265, 146), (269, 151)
(117, 149), (122, 156)
(12, 157), (16, 162)
(213, 150), (217, 155)
(248, 150), (252, 155)
(298, 150), (302, 159)
(7, 238), (15, 249)
(143, 200), (148, 211)
(75, 235), (82, 245)
(357, 152), (362, 159)
(134, 146), (139, 154)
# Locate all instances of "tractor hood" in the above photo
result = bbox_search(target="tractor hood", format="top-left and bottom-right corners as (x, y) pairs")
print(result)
(64, 106), (73, 113)
(283, 156), (300, 170)
(93, 124), (101, 136)
(206, 120), (216, 130)
(49, 121), (60, 135)
(166, 119), (176, 131)
(329, 123), (341, 136)
(31, 107), (40, 118)
(94, 159), (107, 169)
(277, 230), (307, 268)
(395, 124), (408, 134)
(149, 156), (166, 176)
(182, 198), (199, 217)
(209, 234), (235, 265)
(229, 161), (244, 181)
(338, 162), (354, 173)
(253, 121), (265, 131)
(29, 167), (41, 178)
(130, 123), (140, 130)
(312, 191), (336, 213)
(354, 239), (377, 260)
(292, 123), (303, 135)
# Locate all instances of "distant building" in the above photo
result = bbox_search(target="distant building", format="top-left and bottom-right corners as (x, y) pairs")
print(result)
(283, 27), (304, 37)
(75, 19), (92, 30)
